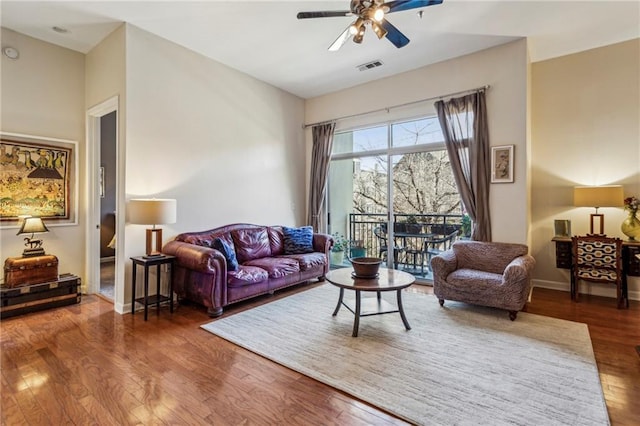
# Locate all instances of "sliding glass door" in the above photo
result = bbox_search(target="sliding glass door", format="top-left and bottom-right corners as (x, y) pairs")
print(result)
(327, 116), (465, 281)
(328, 126), (389, 266)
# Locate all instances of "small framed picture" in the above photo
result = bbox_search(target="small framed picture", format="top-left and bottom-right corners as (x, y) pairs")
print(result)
(491, 145), (514, 183)
(554, 219), (571, 237)
(99, 166), (105, 198)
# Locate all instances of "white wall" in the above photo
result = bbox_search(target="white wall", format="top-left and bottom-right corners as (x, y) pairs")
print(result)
(121, 25), (306, 303)
(531, 39), (640, 299)
(305, 40), (530, 244)
(0, 28), (86, 281)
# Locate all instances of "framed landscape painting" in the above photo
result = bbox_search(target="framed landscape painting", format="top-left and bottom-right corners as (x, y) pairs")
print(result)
(490, 145), (514, 183)
(0, 132), (78, 228)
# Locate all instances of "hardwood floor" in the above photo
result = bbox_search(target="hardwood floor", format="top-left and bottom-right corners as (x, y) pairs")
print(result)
(1, 283), (638, 425)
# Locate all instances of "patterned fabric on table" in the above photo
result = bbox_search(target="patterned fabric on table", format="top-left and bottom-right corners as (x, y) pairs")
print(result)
(575, 239), (618, 281)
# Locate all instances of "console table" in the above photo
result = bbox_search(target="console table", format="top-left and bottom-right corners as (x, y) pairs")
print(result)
(551, 237), (640, 300)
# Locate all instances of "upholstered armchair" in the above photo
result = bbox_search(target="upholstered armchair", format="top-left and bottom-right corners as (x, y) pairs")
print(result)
(430, 241), (536, 320)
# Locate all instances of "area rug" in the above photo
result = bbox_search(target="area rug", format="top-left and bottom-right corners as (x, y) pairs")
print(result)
(201, 285), (609, 426)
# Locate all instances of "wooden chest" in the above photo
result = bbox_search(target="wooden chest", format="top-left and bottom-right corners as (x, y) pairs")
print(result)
(0, 274), (80, 319)
(3, 255), (59, 288)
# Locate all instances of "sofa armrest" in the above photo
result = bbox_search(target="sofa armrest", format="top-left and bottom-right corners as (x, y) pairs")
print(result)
(431, 249), (458, 279)
(313, 233), (332, 255)
(502, 255), (536, 284)
(163, 240), (226, 275)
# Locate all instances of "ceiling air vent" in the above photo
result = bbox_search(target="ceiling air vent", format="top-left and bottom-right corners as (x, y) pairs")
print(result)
(357, 60), (383, 72)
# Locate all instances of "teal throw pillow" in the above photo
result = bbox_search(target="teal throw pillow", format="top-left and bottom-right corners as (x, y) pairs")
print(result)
(283, 226), (314, 254)
(211, 238), (239, 271)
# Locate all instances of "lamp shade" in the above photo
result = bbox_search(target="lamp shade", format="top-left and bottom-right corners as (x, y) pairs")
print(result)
(573, 186), (624, 208)
(128, 199), (177, 226)
(16, 217), (49, 235)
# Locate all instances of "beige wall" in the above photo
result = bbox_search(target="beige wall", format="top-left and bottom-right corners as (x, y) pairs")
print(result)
(1, 25), (307, 312)
(305, 39), (531, 244)
(531, 39), (640, 299)
(86, 25), (126, 111)
(120, 25), (306, 308)
(85, 25), (127, 308)
(0, 28), (85, 279)
(124, 24), (305, 236)
(2, 22), (637, 305)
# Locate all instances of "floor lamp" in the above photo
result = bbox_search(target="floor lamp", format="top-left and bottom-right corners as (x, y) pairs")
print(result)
(573, 185), (623, 235)
(128, 199), (177, 258)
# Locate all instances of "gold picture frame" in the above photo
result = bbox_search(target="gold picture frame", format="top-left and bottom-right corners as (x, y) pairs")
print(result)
(491, 145), (514, 183)
(0, 132), (78, 228)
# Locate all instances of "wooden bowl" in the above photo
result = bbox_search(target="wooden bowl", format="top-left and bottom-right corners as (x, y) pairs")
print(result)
(350, 257), (383, 278)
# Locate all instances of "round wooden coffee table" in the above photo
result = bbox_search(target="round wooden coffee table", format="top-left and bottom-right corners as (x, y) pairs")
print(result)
(325, 267), (415, 337)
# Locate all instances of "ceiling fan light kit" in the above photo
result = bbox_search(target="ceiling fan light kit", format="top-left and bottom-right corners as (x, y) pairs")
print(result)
(297, 0), (444, 51)
(372, 21), (388, 39)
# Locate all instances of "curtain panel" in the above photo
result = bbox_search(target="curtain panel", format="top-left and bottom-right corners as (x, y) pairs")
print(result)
(307, 122), (336, 232)
(435, 91), (492, 241)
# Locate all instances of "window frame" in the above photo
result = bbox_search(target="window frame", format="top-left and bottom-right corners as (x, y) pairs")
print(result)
(331, 115), (446, 162)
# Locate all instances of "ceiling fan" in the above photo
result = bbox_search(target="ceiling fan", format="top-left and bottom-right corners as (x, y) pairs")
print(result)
(297, 0), (444, 51)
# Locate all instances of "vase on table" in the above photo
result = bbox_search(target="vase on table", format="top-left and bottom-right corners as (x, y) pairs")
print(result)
(621, 210), (640, 241)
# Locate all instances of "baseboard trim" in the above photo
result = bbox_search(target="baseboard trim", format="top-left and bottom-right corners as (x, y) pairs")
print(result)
(532, 279), (639, 301)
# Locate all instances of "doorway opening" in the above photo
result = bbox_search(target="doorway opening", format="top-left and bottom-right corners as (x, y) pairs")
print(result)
(86, 96), (123, 311)
(99, 111), (117, 300)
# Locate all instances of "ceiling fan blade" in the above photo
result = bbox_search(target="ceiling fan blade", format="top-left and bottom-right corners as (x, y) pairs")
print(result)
(385, 0), (443, 14)
(380, 19), (410, 48)
(328, 26), (353, 52)
(297, 11), (352, 19)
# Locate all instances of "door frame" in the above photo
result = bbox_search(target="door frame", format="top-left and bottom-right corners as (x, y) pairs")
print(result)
(86, 96), (125, 312)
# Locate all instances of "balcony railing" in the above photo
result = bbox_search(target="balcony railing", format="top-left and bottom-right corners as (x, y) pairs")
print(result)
(337, 212), (466, 279)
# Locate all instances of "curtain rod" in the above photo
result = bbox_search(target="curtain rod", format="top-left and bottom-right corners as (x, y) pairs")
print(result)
(303, 84), (490, 129)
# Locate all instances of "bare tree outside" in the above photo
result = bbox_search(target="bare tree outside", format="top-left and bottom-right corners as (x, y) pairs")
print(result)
(328, 116), (467, 271)
(350, 118), (461, 220)
(393, 151), (460, 217)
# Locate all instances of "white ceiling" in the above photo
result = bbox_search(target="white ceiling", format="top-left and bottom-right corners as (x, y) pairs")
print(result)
(2, 1), (639, 99)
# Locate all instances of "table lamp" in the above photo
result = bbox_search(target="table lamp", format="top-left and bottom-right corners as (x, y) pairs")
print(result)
(17, 216), (49, 257)
(573, 185), (623, 235)
(128, 199), (177, 258)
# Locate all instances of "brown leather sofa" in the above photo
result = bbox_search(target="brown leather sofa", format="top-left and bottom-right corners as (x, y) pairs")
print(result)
(163, 223), (332, 317)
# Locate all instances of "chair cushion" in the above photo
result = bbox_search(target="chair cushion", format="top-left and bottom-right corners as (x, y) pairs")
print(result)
(280, 252), (327, 271)
(577, 267), (617, 281)
(244, 257), (300, 278)
(453, 241), (528, 274)
(227, 265), (269, 287)
(231, 228), (272, 263)
(267, 226), (285, 256)
(282, 226), (314, 254)
(441, 268), (526, 311)
(447, 268), (503, 288)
